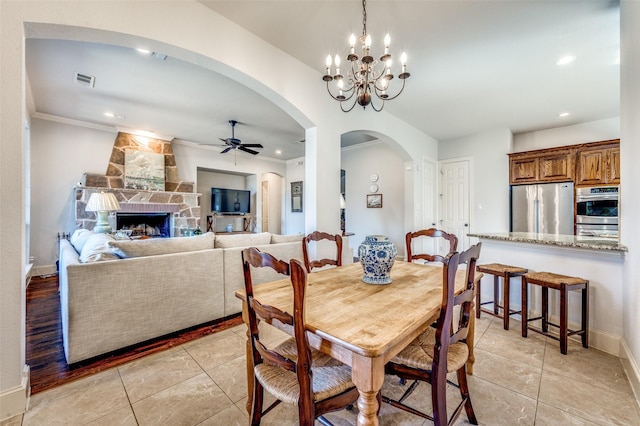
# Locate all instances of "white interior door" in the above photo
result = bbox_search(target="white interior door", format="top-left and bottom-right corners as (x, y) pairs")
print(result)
(418, 158), (438, 258)
(439, 160), (471, 252)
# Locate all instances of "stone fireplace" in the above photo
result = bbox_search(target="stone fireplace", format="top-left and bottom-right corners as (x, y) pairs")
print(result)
(74, 132), (201, 236)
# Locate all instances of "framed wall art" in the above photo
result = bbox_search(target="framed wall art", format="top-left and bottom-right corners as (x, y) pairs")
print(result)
(124, 149), (165, 190)
(366, 193), (382, 208)
(291, 181), (303, 212)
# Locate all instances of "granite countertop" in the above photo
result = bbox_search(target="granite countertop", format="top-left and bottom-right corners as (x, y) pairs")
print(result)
(468, 232), (628, 252)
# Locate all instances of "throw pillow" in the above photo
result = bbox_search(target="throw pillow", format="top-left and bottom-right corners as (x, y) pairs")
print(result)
(270, 234), (304, 244)
(79, 233), (119, 263)
(108, 232), (215, 258)
(214, 232), (272, 248)
(70, 229), (93, 253)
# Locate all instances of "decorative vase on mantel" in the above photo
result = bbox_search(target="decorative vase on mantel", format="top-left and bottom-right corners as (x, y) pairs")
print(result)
(358, 235), (398, 285)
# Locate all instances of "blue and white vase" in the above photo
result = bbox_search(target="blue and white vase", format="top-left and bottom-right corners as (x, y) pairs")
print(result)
(358, 235), (398, 284)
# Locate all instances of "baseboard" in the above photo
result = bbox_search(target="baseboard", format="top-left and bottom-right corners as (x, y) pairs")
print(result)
(0, 365), (30, 421)
(32, 264), (57, 277)
(500, 302), (622, 356)
(620, 339), (640, 409)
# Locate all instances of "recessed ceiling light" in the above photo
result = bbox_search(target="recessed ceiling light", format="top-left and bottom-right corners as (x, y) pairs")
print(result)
(275, 149), (282, 155)
(556, 55), (576, 66)
(104, 112), (125, 119)
(558, 112), (570, 118)
(135, 48), (153, 55)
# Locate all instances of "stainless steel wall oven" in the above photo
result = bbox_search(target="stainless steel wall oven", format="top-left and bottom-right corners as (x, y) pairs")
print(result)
(575, 186), (619, 238)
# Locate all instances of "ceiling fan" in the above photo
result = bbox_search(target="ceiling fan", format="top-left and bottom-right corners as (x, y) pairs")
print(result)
(219, 120), (263, 155)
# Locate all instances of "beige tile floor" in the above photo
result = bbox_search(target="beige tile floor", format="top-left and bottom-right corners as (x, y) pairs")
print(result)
(4, 316), (639, 426)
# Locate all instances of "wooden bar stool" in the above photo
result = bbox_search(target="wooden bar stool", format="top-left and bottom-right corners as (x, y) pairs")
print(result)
(476, 263), (528, 330)
(521, 271), (589, 355)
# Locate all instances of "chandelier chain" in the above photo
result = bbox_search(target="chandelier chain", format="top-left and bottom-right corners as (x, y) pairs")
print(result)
(362, 0), (367, 38)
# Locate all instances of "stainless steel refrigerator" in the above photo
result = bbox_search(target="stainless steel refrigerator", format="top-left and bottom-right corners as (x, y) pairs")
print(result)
(510, 182), (574, 235)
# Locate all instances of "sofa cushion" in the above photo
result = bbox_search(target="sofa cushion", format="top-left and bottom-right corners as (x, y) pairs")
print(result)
(214, 232), (272, 248)
(108, 232), (215, 258)
(70, 229), (93, 254)
(79, 233), (120, 263)
(270, 234), (304, 244)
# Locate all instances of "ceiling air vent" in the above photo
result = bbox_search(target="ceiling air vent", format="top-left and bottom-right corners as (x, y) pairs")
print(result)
(74, 72), (95, 88)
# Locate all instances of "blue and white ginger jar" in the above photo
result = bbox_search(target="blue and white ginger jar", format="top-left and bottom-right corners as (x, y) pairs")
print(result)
(358, 235), (398, 284)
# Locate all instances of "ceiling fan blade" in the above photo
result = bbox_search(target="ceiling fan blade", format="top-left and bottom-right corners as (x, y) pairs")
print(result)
(220, 147), (233, 154)
(238, 146), (259, 155)
(219, 138), (229, 143)
(241, 144), (263, 148)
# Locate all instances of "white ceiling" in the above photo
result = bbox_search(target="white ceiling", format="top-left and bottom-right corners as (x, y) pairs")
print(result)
(26, 0), (620, 161)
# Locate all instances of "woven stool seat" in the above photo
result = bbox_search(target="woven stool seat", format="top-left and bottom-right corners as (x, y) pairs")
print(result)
(524, 271), (587, 287)
(522, 271), (589, 355)
(477, 263), (528, 275)
(475, 263), (528, 330)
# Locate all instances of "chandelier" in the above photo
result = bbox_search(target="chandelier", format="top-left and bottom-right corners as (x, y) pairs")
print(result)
(323, 0), (410, 112)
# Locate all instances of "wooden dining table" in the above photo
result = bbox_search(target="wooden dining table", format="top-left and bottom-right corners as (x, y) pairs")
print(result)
(235, 260), (479, 426)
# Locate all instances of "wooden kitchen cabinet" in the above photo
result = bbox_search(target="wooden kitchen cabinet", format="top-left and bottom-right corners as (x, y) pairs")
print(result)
(509, 148), (574, 185)
(575, 140), (620, 186)
(539, 150), (575, 182)
(510, 155), (539, 184)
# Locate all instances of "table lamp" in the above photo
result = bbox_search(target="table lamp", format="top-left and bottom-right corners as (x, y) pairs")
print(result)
(86, 191), (121, 233)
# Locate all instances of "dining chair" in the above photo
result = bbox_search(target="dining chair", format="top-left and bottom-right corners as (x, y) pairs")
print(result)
(241, 247), (359, 426)
(382, 242), (482, 426)
(405, 228), (458, 263)
(302, 231), (343, 272)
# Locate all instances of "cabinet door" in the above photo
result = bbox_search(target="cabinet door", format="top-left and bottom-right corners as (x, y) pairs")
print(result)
(510, 157), (539, 184)
(576, 148), (606, 186)
(607, 147), (620, 184)
(539, 151), (574, 182)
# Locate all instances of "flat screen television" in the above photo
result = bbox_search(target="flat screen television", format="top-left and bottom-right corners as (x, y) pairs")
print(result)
(211, 188), (250, 215)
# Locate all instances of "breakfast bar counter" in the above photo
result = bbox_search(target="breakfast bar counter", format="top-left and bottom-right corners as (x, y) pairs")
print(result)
(468, 232), (627, 253)
(468, 232), (626, 356)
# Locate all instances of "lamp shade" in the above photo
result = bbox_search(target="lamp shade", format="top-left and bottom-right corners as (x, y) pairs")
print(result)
(86, 192), (121, 212)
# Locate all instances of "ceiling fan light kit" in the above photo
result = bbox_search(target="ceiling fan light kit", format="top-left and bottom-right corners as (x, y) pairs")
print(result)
(322, 0), (410, 112)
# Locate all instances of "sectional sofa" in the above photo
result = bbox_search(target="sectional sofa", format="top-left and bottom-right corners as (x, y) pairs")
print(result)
(58, 230), (314, 364)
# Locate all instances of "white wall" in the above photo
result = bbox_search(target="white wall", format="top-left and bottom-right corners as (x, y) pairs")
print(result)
(342, 141), (407, 257)
(30, 118), (117, 270)
(620, 0), (640, 402)
(514, 117), (620, 152)
(439, 128), (513, 234)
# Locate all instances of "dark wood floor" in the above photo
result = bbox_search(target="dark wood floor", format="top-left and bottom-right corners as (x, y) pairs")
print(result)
(26, 274), (243, 395)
